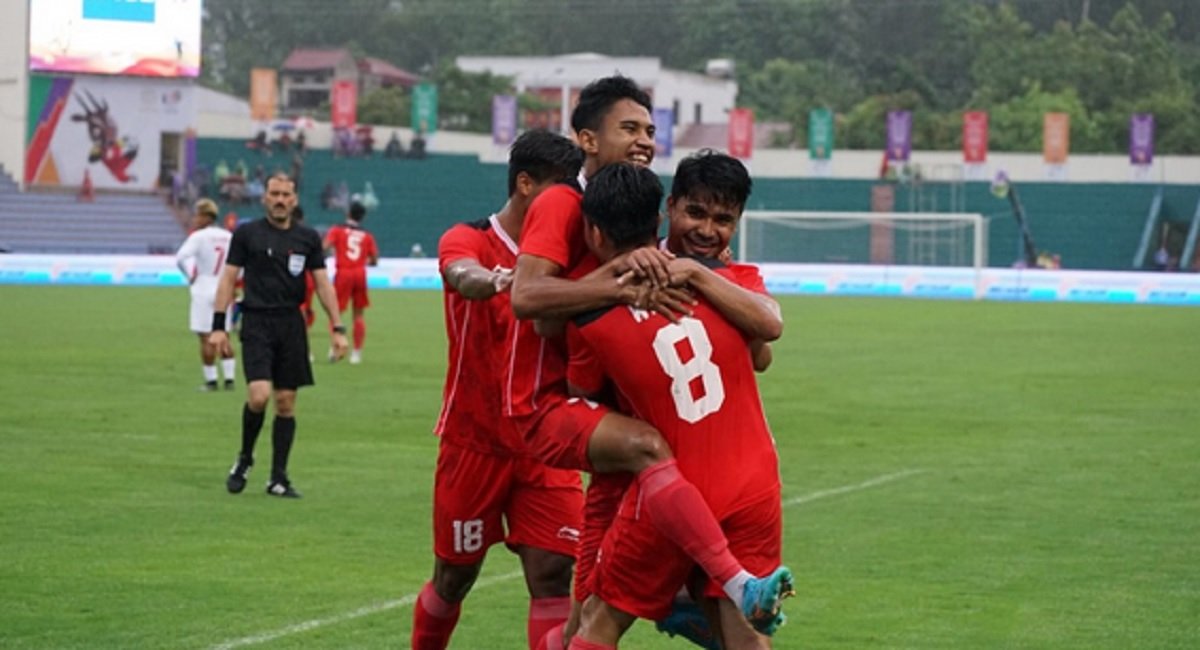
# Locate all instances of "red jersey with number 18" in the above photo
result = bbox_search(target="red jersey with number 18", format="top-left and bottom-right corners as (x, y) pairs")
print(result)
(569, 291), (780, 515)
(435, 215), (526, 457)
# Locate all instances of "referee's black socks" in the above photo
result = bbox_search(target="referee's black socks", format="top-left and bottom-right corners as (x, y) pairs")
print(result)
(271, 416), (296, 482)
(241, 403), (265, 462)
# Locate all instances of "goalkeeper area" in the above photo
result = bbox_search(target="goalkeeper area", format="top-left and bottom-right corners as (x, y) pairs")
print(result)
(739, 211), (988, 270)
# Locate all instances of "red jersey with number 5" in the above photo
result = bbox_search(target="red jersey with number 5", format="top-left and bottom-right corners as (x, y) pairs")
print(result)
(569, 288), (780, 515)
(325, 224), (378, 272)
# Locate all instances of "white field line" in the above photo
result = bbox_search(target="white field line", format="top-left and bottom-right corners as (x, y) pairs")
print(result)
(209, 468), (925, 649)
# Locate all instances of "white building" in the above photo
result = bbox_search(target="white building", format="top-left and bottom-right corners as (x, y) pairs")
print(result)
(455, 53), (737, 134)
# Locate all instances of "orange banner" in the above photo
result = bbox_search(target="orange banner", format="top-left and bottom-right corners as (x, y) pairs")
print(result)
(249, 68), (277, 121)
(1043, 112), (1070, 164)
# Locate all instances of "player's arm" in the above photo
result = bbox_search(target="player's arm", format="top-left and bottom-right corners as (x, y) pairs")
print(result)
(174, 235), (197, 283)
(321, 228), (337, 257)
(208, 263), (242, 355)
(750, 340), (773, 372)
(311, 268), (350, 360)
(668, 257), (783, 342)
(368, 234), (379, 266)
(443, 257), (510, 300)
(510, 253), (624, 320)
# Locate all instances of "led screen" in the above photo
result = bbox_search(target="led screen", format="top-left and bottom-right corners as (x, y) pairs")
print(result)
(30, 0), (202, 78)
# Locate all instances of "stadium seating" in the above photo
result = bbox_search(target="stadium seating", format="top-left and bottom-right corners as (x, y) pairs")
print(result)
(0, 169), (184, 254)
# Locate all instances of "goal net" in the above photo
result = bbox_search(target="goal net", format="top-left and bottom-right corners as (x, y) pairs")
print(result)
(738, 211), (988, 270)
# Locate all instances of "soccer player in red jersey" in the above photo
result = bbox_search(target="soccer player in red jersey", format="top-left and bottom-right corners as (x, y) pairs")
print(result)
(507, 75), (791, 642)
(568, 163), (790, 650)
(323, 201), (379, 364)
(412, 130), (587, 650)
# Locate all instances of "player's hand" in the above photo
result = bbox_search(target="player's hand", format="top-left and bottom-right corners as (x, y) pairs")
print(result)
(666, 257), (702, 287)
(491, 267), (514, 294)
(718, 247), (734, 264)
(209, 330), (233, 357)
(329, 332), (350, 362)
(613, 248), (674, 288)
(645, 286), (695, 322)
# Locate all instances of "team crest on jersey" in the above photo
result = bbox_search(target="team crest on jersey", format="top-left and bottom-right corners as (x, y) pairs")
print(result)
(287, 253), (305, 276)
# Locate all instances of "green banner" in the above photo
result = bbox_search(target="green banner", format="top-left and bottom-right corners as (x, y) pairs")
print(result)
(808, 108), (834, 160)
(411, 83), (438, 135)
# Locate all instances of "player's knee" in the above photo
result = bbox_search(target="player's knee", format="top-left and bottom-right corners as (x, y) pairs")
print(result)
(522, 552), (574, 597)
(433, 563), (481, 603)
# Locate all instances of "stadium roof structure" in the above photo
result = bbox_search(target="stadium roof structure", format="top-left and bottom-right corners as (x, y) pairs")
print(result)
(282, 48), (356, 71)
(357, 57), (420, 87)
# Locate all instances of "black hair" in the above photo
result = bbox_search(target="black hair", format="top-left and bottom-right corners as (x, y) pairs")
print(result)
(570, 75), (652, 135)
(507, 129), (584, 196)
(349, 201), (367, 222)
(582, 163), (662, 251)
(670, 149), (752, 210)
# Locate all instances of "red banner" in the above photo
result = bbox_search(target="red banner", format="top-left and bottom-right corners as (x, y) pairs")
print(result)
(962, 111), (988, 164)
(728, 108), (754, 160)
(1043, 113), (1070, 164)
(331, 80), (358, 129)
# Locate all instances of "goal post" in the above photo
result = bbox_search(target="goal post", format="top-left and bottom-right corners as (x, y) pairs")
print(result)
(738, 210), (988, 272)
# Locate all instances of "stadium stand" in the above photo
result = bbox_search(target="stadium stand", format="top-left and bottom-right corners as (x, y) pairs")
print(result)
(196, 139), (506, 258)
(0, 165), (186, 254)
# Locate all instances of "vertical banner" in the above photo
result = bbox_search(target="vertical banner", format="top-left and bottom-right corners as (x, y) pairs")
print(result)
(249, 68), (277, 121)
(962, 111), (989, 164)
(1129, 113), (1154, 165)
(886, 110), (912, 162)
(1043, 112), (1070, 164)
(492, 95), (517, 146)
(330, 80), (357, 129)
(653, 107), (674, 159)
(808, 108), (834, 160)
(412, 82), (438, 135)
(728, 108), (754, 160)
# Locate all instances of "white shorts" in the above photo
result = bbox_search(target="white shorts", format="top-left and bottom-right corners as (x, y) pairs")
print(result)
(189, 292), (217, 333)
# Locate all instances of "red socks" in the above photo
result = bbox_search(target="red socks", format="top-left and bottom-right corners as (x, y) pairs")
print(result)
(411, 582), (461, 650)
(636, 458), (741, 584)
(352, 315), (366, 350)
(529, 599), (569, 650)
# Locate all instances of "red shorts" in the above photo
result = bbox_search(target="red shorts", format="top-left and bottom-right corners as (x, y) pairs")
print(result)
(433, 439), (584, 565)
(592, 491), (783, 620)
(574, 472), (634, 603)
(512, 397), (608, 473)
(334, 269), (369, 312)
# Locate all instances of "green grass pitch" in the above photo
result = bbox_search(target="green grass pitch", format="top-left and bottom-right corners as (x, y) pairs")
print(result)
(1, 286), (1196, 649)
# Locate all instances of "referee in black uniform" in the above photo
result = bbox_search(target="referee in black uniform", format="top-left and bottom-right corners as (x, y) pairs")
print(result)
(209, 173), (349, 498)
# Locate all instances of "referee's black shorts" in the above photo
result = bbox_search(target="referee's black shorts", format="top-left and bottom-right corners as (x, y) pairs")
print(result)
(239, 309), (314, 390)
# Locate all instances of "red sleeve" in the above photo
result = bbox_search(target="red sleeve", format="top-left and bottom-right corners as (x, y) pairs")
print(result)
(366, 232), (379, 259)
(520, 184), (584, 270)
(438, 224), (485, 275)
(723, 262), (769, 295)
(566, 323), (606, 396)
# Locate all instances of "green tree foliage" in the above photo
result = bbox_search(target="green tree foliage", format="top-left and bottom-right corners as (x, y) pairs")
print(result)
(356, 87), (411, 127)
(201, 0), (1200, 153)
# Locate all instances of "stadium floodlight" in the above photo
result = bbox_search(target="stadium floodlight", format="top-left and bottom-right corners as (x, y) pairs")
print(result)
(738, 210), (989, 295)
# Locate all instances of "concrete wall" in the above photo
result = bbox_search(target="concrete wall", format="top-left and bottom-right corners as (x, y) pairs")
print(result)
(0, 0), (29, 186)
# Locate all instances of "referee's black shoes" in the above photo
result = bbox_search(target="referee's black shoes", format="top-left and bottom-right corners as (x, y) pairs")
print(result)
(226, 456), (252, 494)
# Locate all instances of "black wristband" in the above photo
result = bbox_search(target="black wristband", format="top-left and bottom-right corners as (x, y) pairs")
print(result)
(332, 325), (347, 334)
(212, 312), (227, 332)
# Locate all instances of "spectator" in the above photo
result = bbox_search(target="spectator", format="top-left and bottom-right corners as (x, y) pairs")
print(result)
(296, 130), (307, 155)
(409, 129), (427, 159)
(384, 131), (404, 159)
(320, 181), (336, 211)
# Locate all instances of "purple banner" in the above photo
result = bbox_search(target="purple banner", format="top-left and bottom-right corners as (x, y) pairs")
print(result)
(886, 111), (912, 162)
(1130, 113), (1154, 165)
(653, 107), (674, 159)
(492, 95), (518, 146)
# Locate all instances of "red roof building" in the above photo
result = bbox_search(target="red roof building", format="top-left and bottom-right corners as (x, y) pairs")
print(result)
(279, 48), (419, 115)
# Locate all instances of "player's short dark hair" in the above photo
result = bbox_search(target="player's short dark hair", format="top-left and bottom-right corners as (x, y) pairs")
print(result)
(349, 201), (367, 221)
(670, 149), (752, 210)
(266, 172), (295, 190)
(507, 129), (584, 196)
(582, 163), (662, 250)
(570, 75), (652, 135)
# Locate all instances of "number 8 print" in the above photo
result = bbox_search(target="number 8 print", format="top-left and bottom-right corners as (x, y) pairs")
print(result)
(652, 318), (725, 423)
